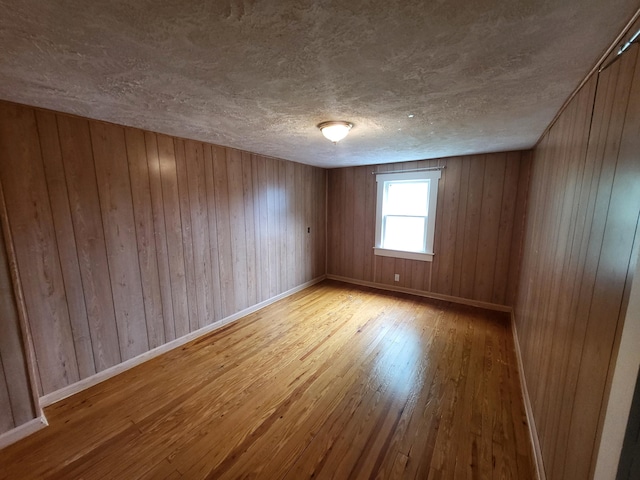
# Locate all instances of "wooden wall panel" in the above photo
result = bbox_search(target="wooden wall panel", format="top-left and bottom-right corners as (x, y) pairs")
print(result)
(0, 101), (327, 397)
(125, 128), (165, 349)
(57, 115), (121, 373)
(212, 146), (235, 317)
(204, 146), (224, 321)
(277, 162), (287, 293)
(144, 133), (176, 342)
(158, 134), (190, 339)
(459, 156), (486, 297)
(265, 158), (278, 299)
(227, 149), (249, 312)
(36, 111), (95, 379)
(252, 155), (268, 303)
(514, 43), (640, 480)
(327, 152), (530, 306)
(0, 104), (79, 393)
(0, 357), (12, 433)
(173, 139), (199, 332)
(91, 122), (150, 361)
(0, 212), (36, 435)
(242, 152), (257, 307)
(285, 162), (295, 291)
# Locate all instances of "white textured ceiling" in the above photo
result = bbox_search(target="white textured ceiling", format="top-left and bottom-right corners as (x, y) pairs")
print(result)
(0, 0), (638, 167)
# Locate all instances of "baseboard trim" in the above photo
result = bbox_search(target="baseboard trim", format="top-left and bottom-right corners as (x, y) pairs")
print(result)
(326, 274), (512, 313)
(40, 276), (326, 408)
(0, 415), (48, 450)
(510, 311), (546, 480)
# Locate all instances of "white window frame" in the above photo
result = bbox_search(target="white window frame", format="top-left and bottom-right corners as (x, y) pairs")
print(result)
(374, 170), (441, 262)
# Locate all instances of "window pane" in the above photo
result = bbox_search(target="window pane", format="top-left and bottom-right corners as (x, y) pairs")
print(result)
(383, 216), (426, 252)
(385, 181), (429, 216)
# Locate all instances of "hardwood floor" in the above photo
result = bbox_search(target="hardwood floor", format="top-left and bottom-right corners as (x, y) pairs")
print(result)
(0, 281), (535, 479)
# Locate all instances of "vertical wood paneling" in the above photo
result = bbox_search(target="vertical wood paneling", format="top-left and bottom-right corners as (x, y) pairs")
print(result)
(328, 168), (343, 277)
(295, 163), (304, 288)
(265, 157), (278, 299)
(0, 101), (326, 398)
(173, 139), (199, 332)
(303, 165), (312, 283)
(315, 167), (327, 279)
(0, 217), (36, 434)
(227, 149), (249, 312)
(363, 166), (376, 283)
(505, 151), (531, 306)
(514, 43), (640, 480)
(90, 122), (149, 361)
(157, 134), (189, 339)
(473, 153), (506, 301)
(352, 167), (366, 281)
(185, 140), (214, 328)
(36, 111), (95, 378)
(459, 156), (486, 298)
(278, 161), (287, 292)
(285, 162), (296, 291)
(203, 145), (224, 322)
(242, 152), (257, 307)
(567, 46), (640, 480)
(0, 104), (79, 393)
(57, 115), (121, 372)
(535, 88), (593, 466)
(327, 151), (529, 305)
(432, 158), (461, 296)
(143, 132), (176, 342)
(450, 157), (469, 297)
(0, 357), (12, 433)
(492, 152), (521, 305)
(254, 155), (269, 302)
(342, 167), (355, 282)
(125, 128), (165, 349)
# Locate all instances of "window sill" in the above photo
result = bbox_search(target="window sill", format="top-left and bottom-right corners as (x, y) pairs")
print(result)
(374, 247), (434, 262)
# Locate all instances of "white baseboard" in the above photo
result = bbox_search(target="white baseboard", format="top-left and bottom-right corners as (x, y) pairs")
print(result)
(326, 274), (512, 312)
(0, 415), (48, 450)
(510, 311), (546, 480)
(40, 276), (326, 408)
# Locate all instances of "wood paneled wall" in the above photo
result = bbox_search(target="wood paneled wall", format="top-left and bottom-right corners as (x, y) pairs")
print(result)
(0, 101), (326, 397)
(514, 43), (640, 479)
(0, 210), (36, 435)
(327, 152), (530, 306)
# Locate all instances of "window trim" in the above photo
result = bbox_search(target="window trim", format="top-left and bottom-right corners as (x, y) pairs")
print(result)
(374, 170), (441, 262)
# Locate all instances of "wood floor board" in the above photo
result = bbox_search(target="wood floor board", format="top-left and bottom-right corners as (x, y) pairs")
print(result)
(0, 281), (535, 480)
(245, 302), (412, 479)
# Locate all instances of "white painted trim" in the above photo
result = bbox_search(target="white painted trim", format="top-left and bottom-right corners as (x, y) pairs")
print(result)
(593, 250), (640, 479)
(0, 415), (48, 450)
(40, 276), (326, 408)
(511, 311), (546, 480)
(374, 170), (441, 257)
(326, 274), (511, 312)
(373, 247), (434, 262)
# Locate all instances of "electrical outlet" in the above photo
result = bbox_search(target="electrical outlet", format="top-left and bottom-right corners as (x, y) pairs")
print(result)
(307, 227), (310, 233)
(394, 274), (400, 282)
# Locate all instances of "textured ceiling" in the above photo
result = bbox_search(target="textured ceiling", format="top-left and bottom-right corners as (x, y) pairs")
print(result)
(0, 1), (638, 167)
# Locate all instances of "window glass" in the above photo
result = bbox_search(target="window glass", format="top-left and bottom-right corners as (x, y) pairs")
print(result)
(384, 181), (429, 217)
(383, 216), (426, 252)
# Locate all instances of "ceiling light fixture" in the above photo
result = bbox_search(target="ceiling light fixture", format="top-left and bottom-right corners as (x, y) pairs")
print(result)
(318, 121), (353, 144)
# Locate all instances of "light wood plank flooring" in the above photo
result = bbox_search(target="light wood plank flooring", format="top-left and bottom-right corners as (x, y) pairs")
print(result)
(0, 281), (535, 479)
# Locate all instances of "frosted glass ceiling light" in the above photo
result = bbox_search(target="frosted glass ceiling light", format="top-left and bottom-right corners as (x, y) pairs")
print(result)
(318, 121), (353, 143)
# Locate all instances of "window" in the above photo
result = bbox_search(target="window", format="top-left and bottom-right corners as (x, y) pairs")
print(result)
(374, 170), (441, 262)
